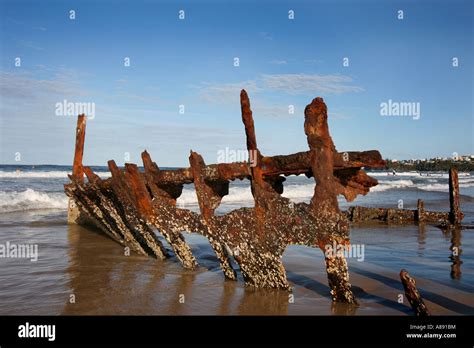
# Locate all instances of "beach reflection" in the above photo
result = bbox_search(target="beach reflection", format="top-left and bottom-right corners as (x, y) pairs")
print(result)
(331, 301), (358, 315)
(417, 223), (426, 256)
(62, 224), (290, 315)
(238, 288), (289, 315)
(63, 224), (167, 315)
(450, 227), (462, 280)
(60, 223), (472, 315)
(217, 280), (236, 315)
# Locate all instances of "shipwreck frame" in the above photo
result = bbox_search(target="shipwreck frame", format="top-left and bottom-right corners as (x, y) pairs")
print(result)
(64, 90), (464, 304)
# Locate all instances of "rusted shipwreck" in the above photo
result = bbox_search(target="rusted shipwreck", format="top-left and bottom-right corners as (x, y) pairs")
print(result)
(64, 90), (463, 304)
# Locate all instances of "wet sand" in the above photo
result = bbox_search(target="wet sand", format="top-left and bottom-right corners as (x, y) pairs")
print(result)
(0, 210), (472, 315)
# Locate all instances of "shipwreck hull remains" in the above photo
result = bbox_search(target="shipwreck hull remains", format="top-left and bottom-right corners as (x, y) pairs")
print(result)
(65, 90), (388, 303)
(65, 90), (464, 303)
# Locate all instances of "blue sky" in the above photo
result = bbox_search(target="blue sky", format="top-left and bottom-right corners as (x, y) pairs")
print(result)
(0, 0), (472, 166)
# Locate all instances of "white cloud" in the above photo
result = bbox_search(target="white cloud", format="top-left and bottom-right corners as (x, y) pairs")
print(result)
(197, 73), (363, 104)
(0, 69), (86, 101)
(260, 74), (364, 95)
(252, 102), (298, 118)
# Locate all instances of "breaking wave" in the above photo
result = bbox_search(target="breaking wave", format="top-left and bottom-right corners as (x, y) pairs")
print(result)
(370, 179), (415, 192)
(0, 189), (68, 213)
(3, 176), (473, 214)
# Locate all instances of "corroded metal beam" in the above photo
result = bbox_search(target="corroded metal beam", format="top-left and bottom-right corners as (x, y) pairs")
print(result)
(400, 269), (431, 316)
(142, 150), (385, 184)
(67, 114), (87, 224)
(449, 167), (464, 225)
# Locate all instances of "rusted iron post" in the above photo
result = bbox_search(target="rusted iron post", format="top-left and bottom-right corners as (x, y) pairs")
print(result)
(240, 90), (266, 211)
(72, 114), (86, 181)
(416, 199), (425, 223)
(304, 97), (356, 303)
(449, 167), (463, 225)
(67, 114), (87, 224)
(400, 269), (430, 316)
(305, 97), (339, 213)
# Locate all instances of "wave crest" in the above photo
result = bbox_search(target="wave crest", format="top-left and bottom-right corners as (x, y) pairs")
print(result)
(0, 189), (68, 213)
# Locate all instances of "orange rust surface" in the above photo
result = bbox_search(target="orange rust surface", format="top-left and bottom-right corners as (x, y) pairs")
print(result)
(72, 114), (87, 181)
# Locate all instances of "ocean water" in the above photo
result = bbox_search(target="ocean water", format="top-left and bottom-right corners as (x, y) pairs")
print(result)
(0, 165), (473, 315)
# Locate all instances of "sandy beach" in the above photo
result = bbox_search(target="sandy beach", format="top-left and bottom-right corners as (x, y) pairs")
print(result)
(0, 168), (472, 315)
